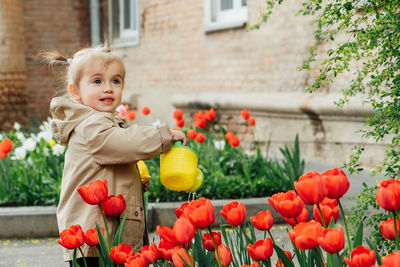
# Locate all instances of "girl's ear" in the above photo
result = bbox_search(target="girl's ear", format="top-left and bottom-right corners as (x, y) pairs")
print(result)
(68, 84), (81, 102)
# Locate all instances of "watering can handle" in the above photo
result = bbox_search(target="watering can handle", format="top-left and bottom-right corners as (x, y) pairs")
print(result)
(174, 140), (183, 145)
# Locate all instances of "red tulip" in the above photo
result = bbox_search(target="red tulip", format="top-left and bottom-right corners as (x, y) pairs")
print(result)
(205, 108), (216, 121)
(247, 237), (273, 261)
(380, 218), (400, 240)
(344, 245), (376, 267)
(221, 201), (246, 226)
(157, 239), (175, 261)
(283, 206), (309, 226)
(275, 250), (293, 267)
(288, 220), (323, 250)
(156, 225), (177, 245)
(172, 247), (194, 267)
(125, 254), (146, 267)
(193, 110), (205, 121)
(216, 244), (233, 267)
(84, 227), (104, 247)
(184, 198), (216, 229)
(313, 197), (339, 225)
(110, 244), (134, 264)
(175, 202), (189, 218)
(196, 133), (206, 143)
(0, 138), (13, 156)
(224, 131), (234, 140)
(202, 232), (221, 251)
(251, 210), (273, 231)
(294, 171), (326, 205)
(380, 250), (400, 267)
(268, 190), (304, 218)
(176, 119), (185, 128)
(101, 194), (126, 216)
(195, 119), (207, 129)
(173, 216), (196, 245)
(57, 224), (84, 249)
(126, 110), (136, 120)
(173, 109), (184, 120)
(376, 179), (400, 211)
(187, 129), (198, 140)
(241, 109), (250, 120)
(318, 227), (345, 253)
(140, 242), (159, 265)
(248, 117), (256, 126)
(242, 263), (260, 267)
(321, 168), (350, 199)
(227, 135), (240, 147)
(141, 106), (150, 115)
(77, 179), (108, 205)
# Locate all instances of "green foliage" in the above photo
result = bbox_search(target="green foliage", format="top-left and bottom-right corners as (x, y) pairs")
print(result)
(0, 122), (64, 206)
(255, 0), (400, 252)
(146, 132), (304, 203)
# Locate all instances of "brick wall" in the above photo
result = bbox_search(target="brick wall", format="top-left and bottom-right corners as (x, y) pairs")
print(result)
(0, 0), (27, 130)
(23, 0), (91, 124)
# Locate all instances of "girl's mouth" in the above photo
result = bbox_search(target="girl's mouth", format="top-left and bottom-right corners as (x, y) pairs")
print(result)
(100, 97), (114, 105)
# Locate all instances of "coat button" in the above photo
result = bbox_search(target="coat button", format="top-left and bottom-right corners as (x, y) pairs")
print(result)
(135, 211), (138, 216)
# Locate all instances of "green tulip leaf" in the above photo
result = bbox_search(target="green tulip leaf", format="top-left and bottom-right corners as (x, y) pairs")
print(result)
(113, 213), (127, 247)
(273, 244), (294, 267)
(366, 237), (382, 265)
(96, 223), (113, 266)
(353, 222), (364, 248)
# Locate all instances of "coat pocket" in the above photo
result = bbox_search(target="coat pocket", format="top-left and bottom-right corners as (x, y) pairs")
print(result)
(120, 204), (146, 253)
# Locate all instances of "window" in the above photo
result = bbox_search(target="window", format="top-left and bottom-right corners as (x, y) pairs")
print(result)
(204, 0), (248, 32)
(108, 0), (139, 47)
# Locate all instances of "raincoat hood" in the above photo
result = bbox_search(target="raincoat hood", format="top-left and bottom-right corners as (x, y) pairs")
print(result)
(50, 95), (98, 145)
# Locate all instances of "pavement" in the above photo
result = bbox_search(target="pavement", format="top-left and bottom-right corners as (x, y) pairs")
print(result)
(0, 161), (384, 266)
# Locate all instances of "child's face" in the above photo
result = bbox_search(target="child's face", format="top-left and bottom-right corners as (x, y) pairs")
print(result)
(70, 59), (124, 113)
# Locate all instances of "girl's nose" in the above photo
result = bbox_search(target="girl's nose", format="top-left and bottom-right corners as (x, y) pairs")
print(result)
(103, 84), (113, 93)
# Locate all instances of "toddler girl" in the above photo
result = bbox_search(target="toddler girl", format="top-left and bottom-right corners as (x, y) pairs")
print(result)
(45, 44), (186, 266)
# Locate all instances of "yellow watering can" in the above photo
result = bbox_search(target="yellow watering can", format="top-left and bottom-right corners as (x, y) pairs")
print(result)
(160, 141), (204, 192)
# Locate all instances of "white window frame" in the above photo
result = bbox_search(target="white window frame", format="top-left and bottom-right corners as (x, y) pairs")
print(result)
(108, 0), (140, 47)
(204, 0), (248, 32)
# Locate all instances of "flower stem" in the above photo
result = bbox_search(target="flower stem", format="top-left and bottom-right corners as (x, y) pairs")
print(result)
(393, 211), (400, 251)
(208, 226), (222, 267)
(267, 229), (275, 244)
(78, 247), (88, 267)
(336, 252), (343, 267)
(98, 204), (112, 250)
(313, 247), (324, 266)
(240, 224), (252, 244)
(316, 204), (327, 228)
(337, 199), (352, 251)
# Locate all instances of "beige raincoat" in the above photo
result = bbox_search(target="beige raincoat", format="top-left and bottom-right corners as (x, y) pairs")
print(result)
(50, 95), (172, 261)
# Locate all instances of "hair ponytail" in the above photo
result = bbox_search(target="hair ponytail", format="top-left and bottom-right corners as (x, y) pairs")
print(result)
(39, 50), (70, 67)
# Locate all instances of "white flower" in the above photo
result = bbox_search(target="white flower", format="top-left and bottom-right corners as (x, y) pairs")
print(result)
(52, 144), (65, 156)
(11, 147), (26, 160)
(214, 140), (226, 150)
(38, 130), (53, 142)
(152, 120), (162, 127)
(43, 147), (50, 157)
(13, 122), (21, 131)
(16, 131), (25, 142)
(23, 138), (36, 152)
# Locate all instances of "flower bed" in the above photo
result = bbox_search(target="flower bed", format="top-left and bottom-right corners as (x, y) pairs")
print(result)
(58, 169), (400, 267)
(0, 107), (304, 206)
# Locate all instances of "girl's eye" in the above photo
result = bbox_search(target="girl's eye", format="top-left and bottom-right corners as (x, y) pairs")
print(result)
(112, 79), (121, 84)
(93, 79), (101, 84)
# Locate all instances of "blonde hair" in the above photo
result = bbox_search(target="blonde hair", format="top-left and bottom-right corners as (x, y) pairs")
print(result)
(40, 43), (125, 87)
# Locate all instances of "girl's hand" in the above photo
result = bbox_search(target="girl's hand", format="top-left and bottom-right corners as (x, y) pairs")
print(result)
(170, 129), (187, 145)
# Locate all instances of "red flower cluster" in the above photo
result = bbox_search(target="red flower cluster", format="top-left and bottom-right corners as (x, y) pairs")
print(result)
(58, 225), (104, 249)
(224, 131), (240, 147)
(193, 107), (216, 129)
(241, 109), (255, 126)
(141, 106), (151, 116)
(0, 138), (13, 158)
(173, 108), (185, 128)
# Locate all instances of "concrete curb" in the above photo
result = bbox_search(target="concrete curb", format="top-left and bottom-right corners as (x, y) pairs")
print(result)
(0, 197), (306, 238)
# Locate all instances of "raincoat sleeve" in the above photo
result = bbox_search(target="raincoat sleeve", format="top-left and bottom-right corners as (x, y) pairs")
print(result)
(81, 114), (173, 165)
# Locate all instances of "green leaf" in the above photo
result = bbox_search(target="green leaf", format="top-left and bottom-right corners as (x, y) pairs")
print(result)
(353, 222), (364, 248)
(273, 244), (295, 267)
(113, 213), (127, 247)
(96, 223), (113, 266)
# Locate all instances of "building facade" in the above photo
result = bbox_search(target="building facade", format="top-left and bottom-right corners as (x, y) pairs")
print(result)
(0, 0), (384, 168)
